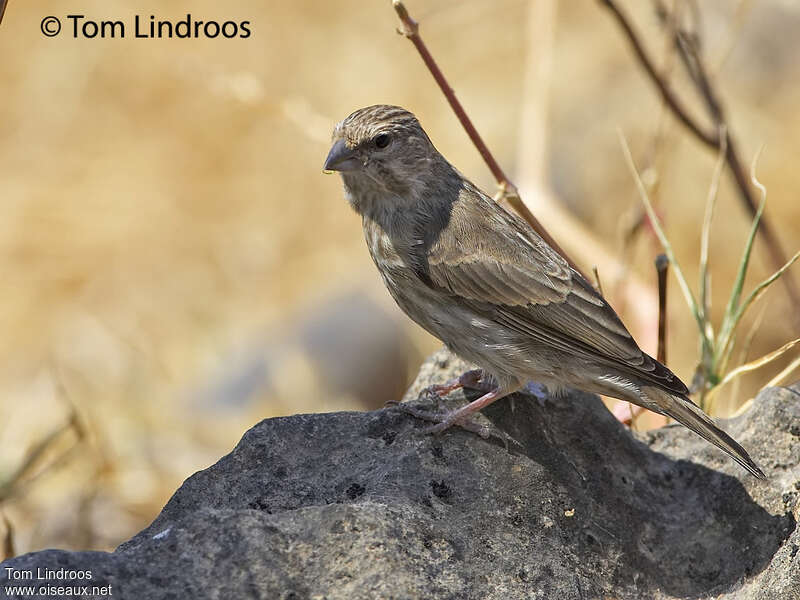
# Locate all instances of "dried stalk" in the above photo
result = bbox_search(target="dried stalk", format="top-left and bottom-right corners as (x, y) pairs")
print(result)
(1, 512), (14, 561)
(392, 0), (587, 281)
(599, 0), (799, 310)
(655, 254), (669, 363)
(0, 409), (84, 502)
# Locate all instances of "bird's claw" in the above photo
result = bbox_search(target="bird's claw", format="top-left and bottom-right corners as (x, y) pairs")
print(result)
(387, 401), (521, 451)
(418, 369), (488, 401)
(423, 416), (491, 438)
(420, 382), (455, 400)
(390, 402), (497, 440)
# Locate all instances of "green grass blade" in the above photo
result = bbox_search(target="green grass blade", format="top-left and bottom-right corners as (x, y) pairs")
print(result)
(617, 131), (711, 354)
(735, 249), (800, 326)
(715, 147), (766, 366)
(699, 128), (726, 340)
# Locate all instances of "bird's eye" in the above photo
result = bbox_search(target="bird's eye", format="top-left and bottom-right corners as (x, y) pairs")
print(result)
(373, 133), (391, 149)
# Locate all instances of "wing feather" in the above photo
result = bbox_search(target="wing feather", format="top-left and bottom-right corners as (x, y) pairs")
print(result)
(423, 186), (688, 396)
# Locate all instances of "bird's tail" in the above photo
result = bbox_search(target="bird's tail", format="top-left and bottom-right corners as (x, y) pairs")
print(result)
(644, 386), (766, 479)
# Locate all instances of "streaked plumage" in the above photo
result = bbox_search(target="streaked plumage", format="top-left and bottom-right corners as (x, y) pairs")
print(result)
(324, 104), (765, 479)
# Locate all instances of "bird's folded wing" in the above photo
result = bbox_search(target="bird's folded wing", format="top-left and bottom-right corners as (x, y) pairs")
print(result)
(424, 190), (688, 396)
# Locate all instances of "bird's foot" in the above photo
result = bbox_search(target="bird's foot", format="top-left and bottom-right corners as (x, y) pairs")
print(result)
(391, 401), (492, 438)
(390, 385), (522, 451)
(420, 369), (493, 400)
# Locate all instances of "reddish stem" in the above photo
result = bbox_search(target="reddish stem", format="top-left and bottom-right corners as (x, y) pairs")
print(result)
(392, 1), (587, 281)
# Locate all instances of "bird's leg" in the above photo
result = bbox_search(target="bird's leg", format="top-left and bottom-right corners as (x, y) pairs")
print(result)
(395, 385), (515, 439)
(424, 387), (513, 434)
(383, 370), (484, 411)
(422, 368), (492, 398)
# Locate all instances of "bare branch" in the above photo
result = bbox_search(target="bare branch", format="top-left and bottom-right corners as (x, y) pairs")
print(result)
(392, 2), (511, 191)
(655, 253), (669, 363)
(592, 266), (604, 298)
(1, 513), (14, 561)
(599, 0), (718, 146)
(391, 1), (587, 281)
(600, 0), (799, 317)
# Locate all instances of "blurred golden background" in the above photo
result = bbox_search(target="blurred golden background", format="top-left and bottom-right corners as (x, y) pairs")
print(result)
(0, 0), (798, 554)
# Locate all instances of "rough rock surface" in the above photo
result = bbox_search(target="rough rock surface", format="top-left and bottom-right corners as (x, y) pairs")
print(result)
(2, 349), (798, 599)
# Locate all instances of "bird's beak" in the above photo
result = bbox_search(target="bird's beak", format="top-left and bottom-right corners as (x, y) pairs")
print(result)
(323, 139), (361, 172)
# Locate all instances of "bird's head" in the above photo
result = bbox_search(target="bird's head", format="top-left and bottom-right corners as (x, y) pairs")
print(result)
(324, 105), (448, 210)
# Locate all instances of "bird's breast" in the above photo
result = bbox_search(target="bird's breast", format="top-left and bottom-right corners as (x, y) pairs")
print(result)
(362, 217), (439, 318)
(363, 219), (405, 269)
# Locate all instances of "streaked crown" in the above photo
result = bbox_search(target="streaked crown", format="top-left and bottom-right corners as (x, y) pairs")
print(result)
(333, 105), (427, 147)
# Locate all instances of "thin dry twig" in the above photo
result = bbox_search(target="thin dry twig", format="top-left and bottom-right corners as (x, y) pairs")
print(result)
(0, 0), (8, 26)
(715, 337), (800, 391)
(599, 0), (799, 311)
(392, 2), (512, 195)
(392, 0), (587, 280)
(592, 266), (604, 298)
(1, 511), (14, 560)
(655, 2), (792, 293)
(0, 410), (83, 502)
(699, 127), (728, 331)
(765, 353), (800, 388)
(599, 0), (716, 145)
(730, 304), (765, 405)
(655, 253), (669, 363)
(0, 369), (86, 503)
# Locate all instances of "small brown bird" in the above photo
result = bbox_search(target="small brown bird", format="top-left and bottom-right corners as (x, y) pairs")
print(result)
(324, 104), (765, 479)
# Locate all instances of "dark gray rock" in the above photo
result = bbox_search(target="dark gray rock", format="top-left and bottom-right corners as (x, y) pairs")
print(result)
(2, 349), (798, 599)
